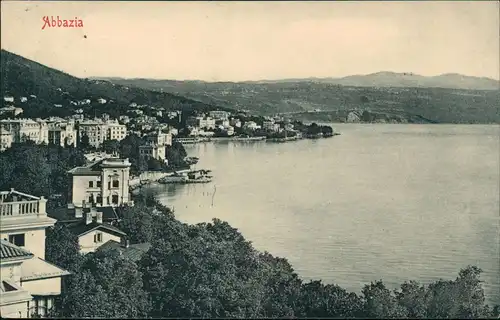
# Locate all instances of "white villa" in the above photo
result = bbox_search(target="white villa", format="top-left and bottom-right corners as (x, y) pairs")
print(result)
(139, 129), (172, 164)
(67, 157), (133, 208)
(0, 189), (70, 318)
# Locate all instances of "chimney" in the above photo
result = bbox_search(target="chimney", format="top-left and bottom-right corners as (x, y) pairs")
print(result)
(85, 211), (92, 225)
(96, 211), (103, 224)
(121, 237), (130, 248)
(75, 206), (83, 218)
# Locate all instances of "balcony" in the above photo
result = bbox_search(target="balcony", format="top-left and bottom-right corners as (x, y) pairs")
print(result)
(0, 189), (47, 219)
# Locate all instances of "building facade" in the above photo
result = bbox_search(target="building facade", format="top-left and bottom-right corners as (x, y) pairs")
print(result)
(263, 120), (280, 132)
(0, 118), (79, 151)
(68, 157), (133, 208)
(208, 110), (230, 120)
(139, 130), (172, 164)
(0, 119), (49, 151)
(77, 119), (127, 149)
(65, 208), (126, 254)
(186, 116), (216, 130)
(0, 106), (24, 117)
(0, 189), (71, 318)
(47, 119), (77, 147)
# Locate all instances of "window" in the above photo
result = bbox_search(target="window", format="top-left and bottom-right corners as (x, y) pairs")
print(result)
(97, 181), (102, 188)
(96, 195), (102, 204)
(112, 195), (119, 204)
(8, 234), (25, 247)
(112, 180), (119, 188)
(88, 195), (93, 203)
(94, 232), (103, 243)
(88, 181), (94, 188)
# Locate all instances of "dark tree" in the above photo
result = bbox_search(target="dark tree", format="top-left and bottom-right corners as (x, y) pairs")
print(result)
(79, 134), (91, 150)
(45, 224), (82, 272)
(0, 143), (85, 201)
(57, 249), (151, 318)
(166, 141), (188, 169)
(101, 139), (120, 154)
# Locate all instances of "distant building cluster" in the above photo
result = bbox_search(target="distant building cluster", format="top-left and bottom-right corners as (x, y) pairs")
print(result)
(0, 115), (130, 151)
(0, 118), (78, 151)
(77, 118), (127, 148)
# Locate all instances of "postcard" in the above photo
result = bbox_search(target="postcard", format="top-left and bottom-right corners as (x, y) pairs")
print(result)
(0, 1), (499, 318)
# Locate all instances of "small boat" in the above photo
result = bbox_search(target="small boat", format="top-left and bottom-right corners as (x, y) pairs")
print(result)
(185, 157), (199, 165)
(158, 169), (213, 184)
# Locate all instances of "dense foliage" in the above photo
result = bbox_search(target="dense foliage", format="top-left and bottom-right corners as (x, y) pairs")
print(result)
(45, 224), (82, 273)
(166, 141), (189, 169)
(0, 142), (86, 207)
(45, 196), (500, 319)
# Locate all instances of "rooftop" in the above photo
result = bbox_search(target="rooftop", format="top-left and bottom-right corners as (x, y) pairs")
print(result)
(0, 239), (34, 262)
(66, 221), (126, 237)
(0, 189), (40, 203)
(0, 189), (54, 230)
(98, 240), (151, 262)
(20, 257), (71, 282)
(68, 157), (131, 175)
(47, 205), (119, 222)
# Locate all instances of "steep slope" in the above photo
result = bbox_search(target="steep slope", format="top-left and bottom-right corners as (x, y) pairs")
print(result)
(0, 50), (224, 119)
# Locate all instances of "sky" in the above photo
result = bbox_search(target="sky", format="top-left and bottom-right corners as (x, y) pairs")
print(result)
(1, 1), (499, 81)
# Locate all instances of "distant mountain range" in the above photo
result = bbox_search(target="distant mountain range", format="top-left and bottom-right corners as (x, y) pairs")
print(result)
(244, 72), (499, 91)
(100, 75), (500, 124)
(105, 71), (499, 91)
(0, 49), (224, 119)
(1, 49), (499, 123)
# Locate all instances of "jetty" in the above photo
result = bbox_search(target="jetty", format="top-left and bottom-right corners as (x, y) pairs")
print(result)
(158, 169), (213, 184)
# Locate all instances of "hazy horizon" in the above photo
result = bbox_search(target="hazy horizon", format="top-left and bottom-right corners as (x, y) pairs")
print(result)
(1, 1), (499, 82)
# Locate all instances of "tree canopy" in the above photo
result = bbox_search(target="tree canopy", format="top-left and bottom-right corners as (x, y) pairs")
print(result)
(0, 142), (86, 206)
(44, 197), (499, 319)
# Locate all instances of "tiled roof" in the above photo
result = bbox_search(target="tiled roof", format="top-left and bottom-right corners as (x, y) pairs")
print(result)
(67, 221), (126, 237)
(0, 239), (34, 261)
(67, 159), (103, 175)
(47, 206), (119, 222)
(68, 158), (130, 175)
(68, 159), (104, 175)
(98, 240), (151, 262)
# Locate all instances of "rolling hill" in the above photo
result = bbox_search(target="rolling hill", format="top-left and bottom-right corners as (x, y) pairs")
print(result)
(0, 50), (225, 119)
(98, 76), (500, 124)
(248, 72), (499, 91)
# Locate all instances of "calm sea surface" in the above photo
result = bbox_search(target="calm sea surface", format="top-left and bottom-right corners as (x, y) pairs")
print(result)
(150, 124), (500, 304)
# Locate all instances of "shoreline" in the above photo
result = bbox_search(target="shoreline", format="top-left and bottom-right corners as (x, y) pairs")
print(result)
(174, 133), (341, 145)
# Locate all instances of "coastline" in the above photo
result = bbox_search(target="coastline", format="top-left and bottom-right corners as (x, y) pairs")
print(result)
(174, 132), (341, 145)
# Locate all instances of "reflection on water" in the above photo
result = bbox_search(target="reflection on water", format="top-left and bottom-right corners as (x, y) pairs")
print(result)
(147, 124), (500, 304)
